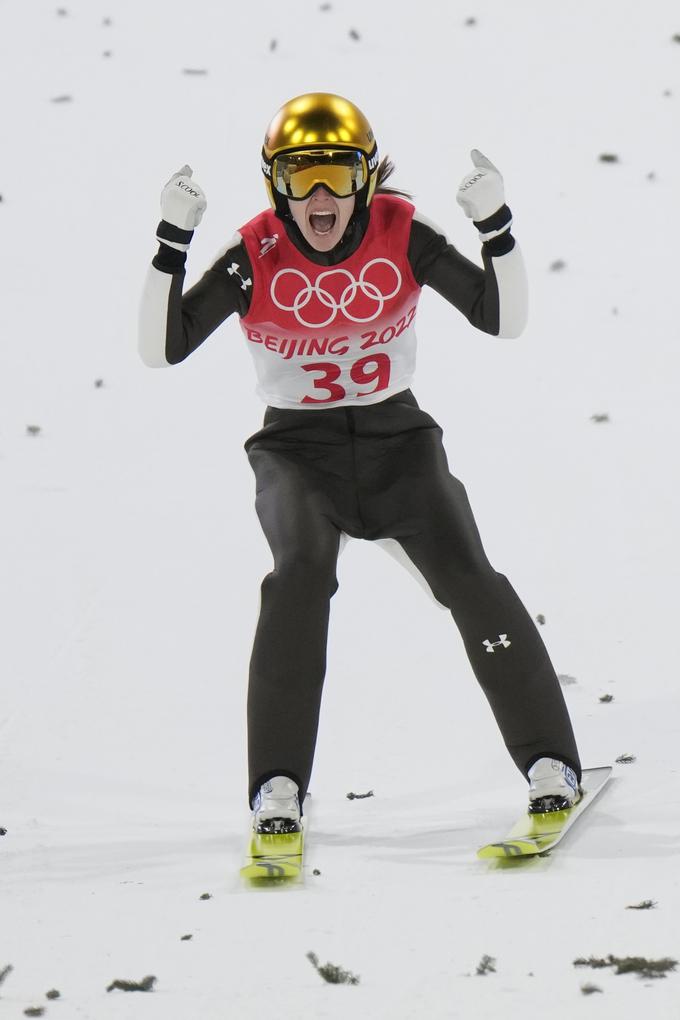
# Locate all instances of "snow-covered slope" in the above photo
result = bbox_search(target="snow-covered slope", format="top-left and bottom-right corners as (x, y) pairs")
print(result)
(1, 1), (679, 1017)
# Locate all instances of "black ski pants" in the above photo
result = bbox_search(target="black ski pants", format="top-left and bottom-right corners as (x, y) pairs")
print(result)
(244, 389), (581, 807)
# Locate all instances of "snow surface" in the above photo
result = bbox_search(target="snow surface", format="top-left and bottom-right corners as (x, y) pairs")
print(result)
(1, 1), (679, 1017)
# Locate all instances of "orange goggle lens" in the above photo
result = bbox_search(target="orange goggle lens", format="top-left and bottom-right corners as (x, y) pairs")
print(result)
(271, 149), (369, 200)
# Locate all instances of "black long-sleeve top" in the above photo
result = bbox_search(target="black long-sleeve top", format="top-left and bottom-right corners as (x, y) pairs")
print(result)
(138, 199), (527, 371)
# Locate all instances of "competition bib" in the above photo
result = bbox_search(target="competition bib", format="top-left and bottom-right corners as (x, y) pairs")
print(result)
(237, 195), (422, 409)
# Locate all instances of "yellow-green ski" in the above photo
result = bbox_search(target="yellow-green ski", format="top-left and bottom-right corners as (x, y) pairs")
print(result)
(477, 766), (612, 860)
(240, 827), (305, 882)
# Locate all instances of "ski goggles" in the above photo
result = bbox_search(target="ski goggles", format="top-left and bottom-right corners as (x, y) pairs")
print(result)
(267, 148), (372, 201)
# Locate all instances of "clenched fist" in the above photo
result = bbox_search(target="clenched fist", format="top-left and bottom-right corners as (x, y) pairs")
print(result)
(157, 165), (207, 251)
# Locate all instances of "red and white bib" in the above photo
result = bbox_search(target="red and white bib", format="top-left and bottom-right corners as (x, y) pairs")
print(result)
(237, 195), (422, 409)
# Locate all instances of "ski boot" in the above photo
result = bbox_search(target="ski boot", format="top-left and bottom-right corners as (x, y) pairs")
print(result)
(528, 758), (580, 814)
(252, 776), (301, 834)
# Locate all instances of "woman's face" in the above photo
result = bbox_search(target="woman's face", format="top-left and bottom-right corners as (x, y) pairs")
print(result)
(288, 188), (356, 252)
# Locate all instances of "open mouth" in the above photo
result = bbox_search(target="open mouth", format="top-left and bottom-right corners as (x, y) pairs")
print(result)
(309, 210), (337, 235)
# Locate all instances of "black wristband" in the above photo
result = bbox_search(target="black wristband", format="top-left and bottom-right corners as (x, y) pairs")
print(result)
(156, 219), (194, 246)
(152, 242), (188, 272)
(483, 232), (515, 257)
(473, 204), (512, 234)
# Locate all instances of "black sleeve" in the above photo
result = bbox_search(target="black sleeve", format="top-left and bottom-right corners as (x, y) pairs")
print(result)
(153, 240), (254, 365)
(408, 213), (515, 336)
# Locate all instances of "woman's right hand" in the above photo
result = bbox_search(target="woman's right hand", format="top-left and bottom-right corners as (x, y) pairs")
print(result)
(160, 165), (207, 230)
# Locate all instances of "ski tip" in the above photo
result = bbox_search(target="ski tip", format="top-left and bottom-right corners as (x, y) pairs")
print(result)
(240, 829), (305, 883)
(477, 839), (543, 859)
(240, 862), (303, 881)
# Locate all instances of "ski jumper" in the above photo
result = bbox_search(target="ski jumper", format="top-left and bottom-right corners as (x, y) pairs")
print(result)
(138, 193), (582, 809)
(235, 197), (581, 806)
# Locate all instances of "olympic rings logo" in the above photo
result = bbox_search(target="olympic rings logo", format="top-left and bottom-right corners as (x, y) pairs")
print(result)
(270, 258), (402, 328)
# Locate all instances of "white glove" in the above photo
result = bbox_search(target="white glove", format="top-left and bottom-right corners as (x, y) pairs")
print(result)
(456, 150), (507, 228)
(157, 165), (207, 251)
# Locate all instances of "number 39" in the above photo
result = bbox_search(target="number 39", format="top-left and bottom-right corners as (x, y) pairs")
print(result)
(301, 353), (391, 404)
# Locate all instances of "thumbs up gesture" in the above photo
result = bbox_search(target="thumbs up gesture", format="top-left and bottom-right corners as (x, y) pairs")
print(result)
(456, 150), (506, 223)
(156, 164), (207, 252)
(160, 164), (207, 230)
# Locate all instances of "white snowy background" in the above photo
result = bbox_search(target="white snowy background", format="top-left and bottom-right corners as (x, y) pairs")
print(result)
(1, 1), (679, 1017)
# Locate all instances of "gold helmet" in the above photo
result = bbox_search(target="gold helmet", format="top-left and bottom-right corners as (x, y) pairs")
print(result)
(261, 93), (379, 213)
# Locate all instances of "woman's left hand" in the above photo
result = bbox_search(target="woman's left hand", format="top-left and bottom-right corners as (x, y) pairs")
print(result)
(456, 150), (505, 222)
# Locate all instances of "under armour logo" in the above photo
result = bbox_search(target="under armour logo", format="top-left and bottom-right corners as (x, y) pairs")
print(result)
(227, 262), (252, 290)
(258, 234), (278, 258)
(483, 634), (511, 653)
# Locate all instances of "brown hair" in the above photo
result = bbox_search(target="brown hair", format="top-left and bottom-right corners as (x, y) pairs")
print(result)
(374, 156), (413, 200)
